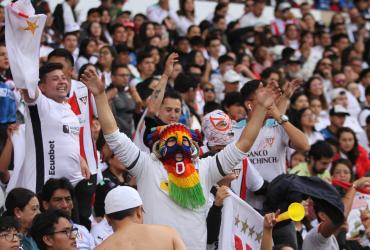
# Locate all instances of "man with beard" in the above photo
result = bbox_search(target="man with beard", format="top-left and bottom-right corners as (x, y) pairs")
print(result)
(290, 140), (334, 179)
(80, 65), (279, 250)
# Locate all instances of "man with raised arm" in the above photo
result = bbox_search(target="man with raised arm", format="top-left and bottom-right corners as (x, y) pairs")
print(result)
(80, 53), (279, 250)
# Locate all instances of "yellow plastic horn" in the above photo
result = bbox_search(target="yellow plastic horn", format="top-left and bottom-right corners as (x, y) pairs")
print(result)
(276, 202), (305, 223)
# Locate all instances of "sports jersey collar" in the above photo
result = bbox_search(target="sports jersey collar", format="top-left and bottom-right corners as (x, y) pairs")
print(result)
(234, 118), (278, 129)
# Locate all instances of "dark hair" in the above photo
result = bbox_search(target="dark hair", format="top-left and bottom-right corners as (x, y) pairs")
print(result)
(240, 80), (261, 101)
(189, 36), (204, 47)
(5, 188), (36, 216)
(365, 85), (370, 97)
(62, 32), (78, 41)
(222, 92), (244, 108)
(203, 101), (222, 115)
(111, 63), (129, 75)
(359, 68), (370, 82)
(136, 51), (152, 65)
(337, 127), (359, 166)
(39, 63), (64, 84)
(163, 90), (182, 104)
(174, 73), (199, 93)
(109, 23), (125, 36)
(87, 21), (107, 43)
(187, 24), (199, 34)
(30, 209), (70, 250)
(331, 34), (349, 45)
(330, 158), (353, 181)
(48, 48), (74, 67)
(78, 63), (96, 81)
(177, 0), (194, 18)
(87, 7), (101, 17)
(0, 216), (20, 233)
(138, 22), (155, 45)
(136, 77), (156, 101)
(78, 39), (97, 59)
(218, 54), (234, 65)
(40, 178), (75, 203)
(205, 35), (220, 47)
(261, 67), (280, 81)
(106, 207), (137, 220)
(290, 91), (307, 109)
(309, 140), (334, 161)
(305, 76), (328, 110)
(290, 107), (315, 132)
(115, 44), (130, 54)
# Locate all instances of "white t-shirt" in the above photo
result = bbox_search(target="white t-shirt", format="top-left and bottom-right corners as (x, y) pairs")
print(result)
(90, 218), (113, 246)
(239, 12), (271, 28)
(19, 89), (84, 192)
(302, 224), (339, 250)
(104, 130), (250, 250)
(233, 119), (290, 209)
(146, 3), (172, 24)
(69, 80), (98, 175)
(73, 223), (95, 250)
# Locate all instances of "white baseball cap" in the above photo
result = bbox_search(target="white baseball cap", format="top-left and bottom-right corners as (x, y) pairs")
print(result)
(223, 70), (240, 83)
(105, 186), (143, 214)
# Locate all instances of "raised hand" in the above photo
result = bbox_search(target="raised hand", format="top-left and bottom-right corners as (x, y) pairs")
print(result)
(282, 79), (302, 99)
(263, 210), (280, 229)
(256, 82), (281, 109)
(80, 68), (105, 96)
(163, 52), (179, 77)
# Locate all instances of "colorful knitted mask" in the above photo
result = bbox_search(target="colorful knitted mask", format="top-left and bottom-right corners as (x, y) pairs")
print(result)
(148, 123), (205, 209)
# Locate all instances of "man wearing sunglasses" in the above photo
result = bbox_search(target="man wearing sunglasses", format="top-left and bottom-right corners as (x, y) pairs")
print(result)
(30, 209), (78, 250)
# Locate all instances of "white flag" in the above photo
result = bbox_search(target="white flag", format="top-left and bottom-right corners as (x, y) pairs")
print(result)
(219, 191), (264, 250)
(5, 0), (46, 98)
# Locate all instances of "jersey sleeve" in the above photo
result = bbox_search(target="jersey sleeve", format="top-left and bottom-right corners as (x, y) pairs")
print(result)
(104, 129), (150, 178)
(246, 162), (264, 192)
(201, 142), (249, 187)
(25, 89), (51, 117)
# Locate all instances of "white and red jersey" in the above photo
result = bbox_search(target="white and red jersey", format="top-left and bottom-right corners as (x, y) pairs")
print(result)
(69, 79), (98, 175)
(17, 89), (83, 192)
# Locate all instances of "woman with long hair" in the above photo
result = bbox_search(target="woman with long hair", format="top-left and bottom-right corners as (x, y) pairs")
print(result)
(290, 107), (324, 145)
(305, 76), (329, 110)
(334, 127), (370, 178)
(96, 45), (116, 88)
(171, 0), (198, 36)
(4, 188), (40, 250)
(75, 39), (98, 71)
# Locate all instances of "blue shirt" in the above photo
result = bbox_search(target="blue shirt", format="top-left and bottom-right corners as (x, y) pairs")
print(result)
(0, 82), (16, 124)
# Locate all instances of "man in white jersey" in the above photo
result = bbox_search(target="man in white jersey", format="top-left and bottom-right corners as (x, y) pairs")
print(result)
(236, 79), (310, 249)
(20, 63), (84, 193)
(81, 66), (279, 250)
(47, 49), (97, 229)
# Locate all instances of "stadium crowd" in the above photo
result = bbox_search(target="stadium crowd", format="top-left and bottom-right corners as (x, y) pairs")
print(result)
(0, 0), (370, 249)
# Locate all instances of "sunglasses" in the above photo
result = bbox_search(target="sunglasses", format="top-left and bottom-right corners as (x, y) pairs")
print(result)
(204, 88), (215, 93)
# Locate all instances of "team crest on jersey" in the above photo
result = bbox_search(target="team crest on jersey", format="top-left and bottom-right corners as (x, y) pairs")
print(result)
(79, 96), (87, 105)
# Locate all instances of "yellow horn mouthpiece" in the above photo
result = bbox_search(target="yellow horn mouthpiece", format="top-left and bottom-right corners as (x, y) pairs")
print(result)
(276, 202), (305, 223)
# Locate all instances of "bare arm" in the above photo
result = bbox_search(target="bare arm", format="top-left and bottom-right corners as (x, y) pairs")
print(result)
(81, 69), (118, 135)
(236, 83), (280, 153)
(342, 177), (370, 219)
(260, 212), (279, 250)
(171, 228), (187, 250)
(0, 136), (12, 184)
(147, 53), (178, 117)
(267, 104), (310, 152)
